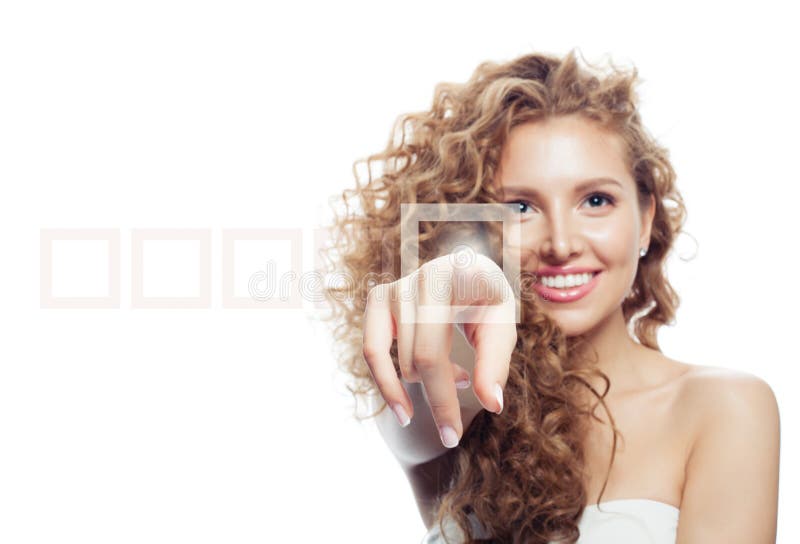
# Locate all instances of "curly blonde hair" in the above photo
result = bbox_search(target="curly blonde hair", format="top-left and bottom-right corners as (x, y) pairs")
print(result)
(319, 48), (688, 543)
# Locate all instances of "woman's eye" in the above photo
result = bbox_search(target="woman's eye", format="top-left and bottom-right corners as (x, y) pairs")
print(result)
(510, 200), (534, 214)
(507, 194), (614, 215)
(583, 192), (615, 208)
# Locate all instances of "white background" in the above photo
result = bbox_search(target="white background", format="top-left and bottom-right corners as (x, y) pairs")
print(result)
(1, 1), (797, 542)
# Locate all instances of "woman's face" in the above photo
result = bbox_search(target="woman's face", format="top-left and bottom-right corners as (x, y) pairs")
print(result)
(495, 114), (655, 337)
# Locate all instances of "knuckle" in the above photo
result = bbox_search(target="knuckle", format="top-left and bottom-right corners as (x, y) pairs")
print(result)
(366, 283), (385, 304)
(426, 399), (457, 418)
(411, 352), (441, 369)
(361, 344), (379, 363)
(417, 260), (446, 285)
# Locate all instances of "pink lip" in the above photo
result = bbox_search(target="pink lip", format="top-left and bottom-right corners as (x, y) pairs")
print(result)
(533, 271), (602, 303)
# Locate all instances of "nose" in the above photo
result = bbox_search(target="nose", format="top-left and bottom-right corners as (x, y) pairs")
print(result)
(537, 210), (582, 263)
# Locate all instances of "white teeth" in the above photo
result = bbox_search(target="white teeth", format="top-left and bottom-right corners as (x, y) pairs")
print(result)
(539, 272), (595, 288)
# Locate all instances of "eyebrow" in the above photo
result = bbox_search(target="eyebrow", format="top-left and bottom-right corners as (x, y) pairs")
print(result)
(501, 177), (623, 198)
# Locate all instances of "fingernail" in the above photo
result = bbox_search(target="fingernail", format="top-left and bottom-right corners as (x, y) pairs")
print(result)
(391, 403), (411, 427)
(494, 383), (504, 414)
(439, 425), (459, 448)
(455, 378), (471, 389)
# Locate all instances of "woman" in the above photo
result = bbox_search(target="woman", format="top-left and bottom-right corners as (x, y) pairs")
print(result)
(320, 49), (780, 543)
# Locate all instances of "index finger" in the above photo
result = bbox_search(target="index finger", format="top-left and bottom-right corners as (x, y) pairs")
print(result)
(469, 294), (518, 415)
(413, 262), (462, 448)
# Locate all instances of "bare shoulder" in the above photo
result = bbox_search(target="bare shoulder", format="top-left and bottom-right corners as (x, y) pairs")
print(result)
(669, 362), (781, 541)
(674, 362), (779, 425)
(670, 362), (779, 438)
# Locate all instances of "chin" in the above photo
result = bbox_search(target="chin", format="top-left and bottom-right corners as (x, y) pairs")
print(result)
(563, 326), (595, 339)
(545, 307), (611, 338)
(547, 315), (595, 337)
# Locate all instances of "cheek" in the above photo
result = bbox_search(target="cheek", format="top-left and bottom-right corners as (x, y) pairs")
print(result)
(583, 219), (638, 263)
(505, 223), (525, 255)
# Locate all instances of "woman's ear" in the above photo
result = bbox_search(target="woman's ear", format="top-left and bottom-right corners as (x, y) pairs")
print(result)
(641, 194), (656, 248)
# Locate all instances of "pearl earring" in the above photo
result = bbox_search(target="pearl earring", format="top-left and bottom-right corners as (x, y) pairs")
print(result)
(639, 247), (648, 258)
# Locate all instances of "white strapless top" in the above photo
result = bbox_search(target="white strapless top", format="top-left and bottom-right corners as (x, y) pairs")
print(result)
(420, 498), (679, 543)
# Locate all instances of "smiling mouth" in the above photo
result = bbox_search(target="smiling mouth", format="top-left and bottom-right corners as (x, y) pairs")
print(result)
(531, 270), (602, 303)
(536, 271), (600, 289)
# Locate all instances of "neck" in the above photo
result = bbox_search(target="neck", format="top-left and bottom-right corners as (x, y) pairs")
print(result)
(572, 308), (655, 397)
